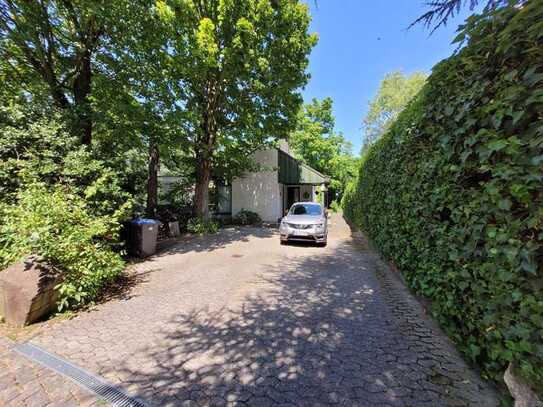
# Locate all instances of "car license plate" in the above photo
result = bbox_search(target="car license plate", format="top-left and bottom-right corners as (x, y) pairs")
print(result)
(292, 229), (308, 236)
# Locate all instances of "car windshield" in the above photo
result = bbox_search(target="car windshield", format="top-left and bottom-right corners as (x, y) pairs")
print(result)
(290, 203), (322, 216)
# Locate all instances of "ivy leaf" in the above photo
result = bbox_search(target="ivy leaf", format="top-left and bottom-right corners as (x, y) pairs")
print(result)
(512, 111), (524, 126)
(344, 2), (543, 391)
(523, 66), (543, 87)
(521, 259), (537, 275)
(504, 246), (519, 262)
(487, 139), (508, 152)
(498, 198), (512, 210)
(504, 69), (518, 82)
(510, 184), (530, 204)
(469, 343), (481, 358)
(452, 31), (466, 44)
(531, 155), (543, 165)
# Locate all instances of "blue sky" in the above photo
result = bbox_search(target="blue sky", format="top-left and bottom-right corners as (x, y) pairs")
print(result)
(302, 0), (479, 155)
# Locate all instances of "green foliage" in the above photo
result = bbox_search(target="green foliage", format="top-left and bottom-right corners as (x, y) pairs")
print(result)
(0, 184), (126, 311)
(0, 0), (162, 213)
(0, 104), (134, 218)
(344, 1), (543, 391)
(0, 0), (318, 308)
(412, 0), (512, 32)
(155, 205), (193, 232)
(329, 200), (341, 213)
(341, 181), (359, 222)
(0, 104), (133, 311)
(0, 0), (129, 143)
(315, 189), (325, 206)
(187, 217), (219, 235)
(159, 179), (194, 210)
(232, 209), (262, 226)
(138, 0), (317, 218)
(0, 104), (66, 200)
(362, 71), (427, 150)
(0, 0), (165, 148)
(290, 97), (359, 201)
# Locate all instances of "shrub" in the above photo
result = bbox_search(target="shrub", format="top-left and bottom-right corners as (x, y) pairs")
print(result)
(341, 180), (360, 222)
(187, 217), (219, 235)
(329, 200), (341, 213)
(155, 204), (193, 230)
(0, 104), (135, 216)
(0, 184), (128, 311)
(344, 2), (543, 391)
(232, 209), (262, 226)
(159, 178), (194, 209)
(0, 106), (135, 311)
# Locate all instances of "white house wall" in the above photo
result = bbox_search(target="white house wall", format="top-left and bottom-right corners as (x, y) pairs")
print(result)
(232, 149), (283, 222)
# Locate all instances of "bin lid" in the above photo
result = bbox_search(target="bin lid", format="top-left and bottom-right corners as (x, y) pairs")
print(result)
(131, 218), (160, 225)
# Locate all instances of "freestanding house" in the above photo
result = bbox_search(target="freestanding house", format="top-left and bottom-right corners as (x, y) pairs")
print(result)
(159, 141), (329, 223)
(222, 141), (329, 222)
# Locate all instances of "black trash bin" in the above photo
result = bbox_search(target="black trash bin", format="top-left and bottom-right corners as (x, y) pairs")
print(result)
(129, 218), (160, 258)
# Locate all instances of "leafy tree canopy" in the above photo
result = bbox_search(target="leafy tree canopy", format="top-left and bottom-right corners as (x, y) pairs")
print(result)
(0, 0), (130, 144)
(147, 0), (317, 218)
(289, 97), (358, 201)
(362, 71), (426, 151)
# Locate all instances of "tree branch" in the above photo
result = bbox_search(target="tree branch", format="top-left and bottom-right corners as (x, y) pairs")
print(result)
(409, 0), (508, 33)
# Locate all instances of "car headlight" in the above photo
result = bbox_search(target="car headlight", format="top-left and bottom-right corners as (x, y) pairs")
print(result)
(315, 223), (324, 230)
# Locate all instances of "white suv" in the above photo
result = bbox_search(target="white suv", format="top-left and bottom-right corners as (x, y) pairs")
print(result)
(279, 202), (328, 246)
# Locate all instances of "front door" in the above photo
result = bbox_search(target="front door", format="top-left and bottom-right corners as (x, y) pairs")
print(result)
(287, 187), (300, 211)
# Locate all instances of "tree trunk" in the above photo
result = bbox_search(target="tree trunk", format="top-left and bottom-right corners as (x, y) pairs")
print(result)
(194, 157), (212, 220)
(194, 79), (219, 220)
(73, 49), (93, 145)
(146, 142), (159, 218)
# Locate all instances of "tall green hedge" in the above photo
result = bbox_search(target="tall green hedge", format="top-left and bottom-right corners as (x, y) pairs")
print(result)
(344, 1), (543, 390)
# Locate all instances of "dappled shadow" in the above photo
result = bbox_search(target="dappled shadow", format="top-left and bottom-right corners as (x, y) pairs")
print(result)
(281, 240), (326, 250)
(101, 238), (495, 406)
(155, 226), (277, 257)
(341, 214), (372, 250)
(93, 269), (155, 305)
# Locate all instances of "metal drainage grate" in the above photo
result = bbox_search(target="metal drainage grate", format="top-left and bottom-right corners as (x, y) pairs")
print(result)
(14, 342), (149, 407)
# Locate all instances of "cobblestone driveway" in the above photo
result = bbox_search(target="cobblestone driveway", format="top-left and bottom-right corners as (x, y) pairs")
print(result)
(0, 336), (99, 406)
(6, 214), (499, 406)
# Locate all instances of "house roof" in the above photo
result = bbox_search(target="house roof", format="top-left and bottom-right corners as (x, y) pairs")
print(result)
(299, 162), (330, 185)
(158, 147), (330, 186)
(277, 148), (330, 185)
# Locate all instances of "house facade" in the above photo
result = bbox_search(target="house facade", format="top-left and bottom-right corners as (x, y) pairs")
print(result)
(228, 142), (329, 222)
(159, 142), (329, 223)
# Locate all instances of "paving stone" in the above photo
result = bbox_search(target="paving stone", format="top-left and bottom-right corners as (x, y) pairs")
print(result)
(1, 215), (501, 406)
(0, 337), (100, 406)
(247, 396), (274, 407)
